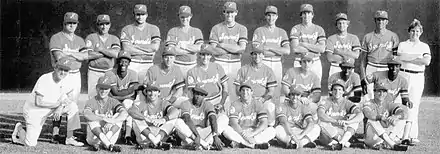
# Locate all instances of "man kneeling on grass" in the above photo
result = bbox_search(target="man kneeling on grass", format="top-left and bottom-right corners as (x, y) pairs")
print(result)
(83, 76), (129, 152)
(128, 85), (180, 150)
(275, 88), (321, 149)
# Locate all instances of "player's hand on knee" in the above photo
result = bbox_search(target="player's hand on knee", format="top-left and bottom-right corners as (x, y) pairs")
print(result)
(53, 106), (63, 121)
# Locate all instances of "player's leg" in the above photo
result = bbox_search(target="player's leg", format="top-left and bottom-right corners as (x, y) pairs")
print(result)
(87, 121), (109, 150)
(311, 60), (322, 81)
(13, 108), (52, 146)
(365, 119), (407, 150)
(328, 65), (342, 78)
(408, 73), (424, 142)
(263, 100), (276, 127)
(87, 69), (104, 100)
(174, 119), (210, 149)
(122, 99), (135, 144)
(62, 101), (84, 146)
(318, 122), (343, 150)
(107, 121), (123, 145)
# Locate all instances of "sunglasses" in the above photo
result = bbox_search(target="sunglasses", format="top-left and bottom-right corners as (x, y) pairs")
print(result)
(65, 22), (77, 25)
(97, 22), (110, 26)
(223, 11), (235, 14)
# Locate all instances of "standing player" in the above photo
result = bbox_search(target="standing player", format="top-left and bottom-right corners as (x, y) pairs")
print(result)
(234, 48), (277, 126)
(275, 88), (321, 149)
(252, 5), (290, 96)
(165, 5), (204, 76)
(288, 4), (326, 80)
(83, 76), (128, 152)
(120, 4), (161, 81)
(11, 57), (83, 147)
(325, 13), (361, 76)
(327, 60), (362, 103)
(86, 14), (120, 99)
(48, 12), (88, 146)
(395, 19), (431, 144)
(104, 51), (140, 145)
(128, 86), (180, 150)
(360, 10), (399, 100)
(209, 1), (248, 101)
(222, 85), (275, 149)
(317, 81), (364, 150)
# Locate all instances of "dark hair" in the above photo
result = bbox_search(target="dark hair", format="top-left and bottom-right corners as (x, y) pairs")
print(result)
(408, 19), (423, 32)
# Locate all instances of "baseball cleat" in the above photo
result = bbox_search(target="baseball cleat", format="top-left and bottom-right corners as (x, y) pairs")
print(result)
(325, 143), (343, 151)
(159, 142), (172, 151)
(65, 136), (84, 147)
(401, 139), (416, 146)
(285, 143), (298, 149)
(124, 136), (134, 145)
(255, 143), (270, 149)
(108, 144), (122, 152)
(303, 142), (317, 148)
(392, 144), (408, 151)
(51, 134), (61, 144)
(90, 144), (101, 151)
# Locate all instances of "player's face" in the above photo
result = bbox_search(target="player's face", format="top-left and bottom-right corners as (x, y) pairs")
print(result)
(146, 90), (160, 101)
(251, 52), (264, 64)
(198, 53), (212, 65)
(135, 13), (147, 24)
(118, 58), (130, 72)
(162, 55), (175, 67)
(179, 15), (192, 26)
(288, 93), (301, 108)
(300, 60), (313, 70)
(336, 20), (349, 32)
(301, 11), (314, 23)
(54, 67), (69, 81)
(387, 64), (400, 76)
(409, 26), (423, 40)
(240, 87), (253, 101)
(98, 22), (111, 34)
(331, 85), (344, 99)
(341, 66), (354, 76)
(373, 89), (387, 101)
(193, 92), (206, 105)
(63, 22), (78, 33)
(265, 13), (278, 25)
(97, 87), (111, 98)
(374, 18), (388, 30)
(223, 10), (237, 22)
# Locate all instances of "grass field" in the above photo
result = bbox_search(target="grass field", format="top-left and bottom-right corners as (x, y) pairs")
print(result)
(0, 94), (439, 154)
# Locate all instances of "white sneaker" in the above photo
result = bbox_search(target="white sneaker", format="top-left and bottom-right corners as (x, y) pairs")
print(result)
(411, 138), (420, 143)
(65, 136), (84, 147)
(11, 123), (22, 143)
(148, 134), (160, 145)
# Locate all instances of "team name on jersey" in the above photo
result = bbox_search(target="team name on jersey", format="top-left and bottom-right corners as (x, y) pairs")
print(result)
(287, 114), (301, 122)
(152, 79), (176, 89)
(326, 107), (346, 117)
(118, 83), (130, 90)
(219, 33), (239, 42)
(368, 42), (393, 51)
(94, 110), (114, 118)
(194, 74), (219, 85)
(300, 32), (318, 40)
(244, 76), (268, 86)
(237, 112), (257, 121)
(258, 35), (282, 44)
(387, 87), (400, 96)
(143, 111), (163, 119)
(334, 41), (352, 50)
(189, 109), (205, 121)
(62, 44), (79, 53)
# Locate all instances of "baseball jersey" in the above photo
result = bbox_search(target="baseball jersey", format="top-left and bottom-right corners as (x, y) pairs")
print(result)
(282, 67), (321, 93)
(105, 68), (139, 97)
(290, 23), (326, 60)
(361, 30), (399, 65)
(252, 26), (289, 58)
(120, 23), (161, 61)
(144, 65), (185, 99)
(325, 33), (361, 65)
(397, 40), (431, 71)
(165, 26), (204, 64)
(85, 33), (121, 70)
(49, 32), (86, 70)
(187, 63), (228, 100)
(276, 102), (313, 129)
(365, 71), (409, 102)
(328, 72), (361, 96)
(84, 96), (124, 119)
(363, 99), (404, 119)
(229, 99), (268, 129)
(209, 22), (248, 61)
(318, 97), (358, 120)
(180, 100), (216, 128)
(234, 64), (277, 97)
(132, 99), (173, 120)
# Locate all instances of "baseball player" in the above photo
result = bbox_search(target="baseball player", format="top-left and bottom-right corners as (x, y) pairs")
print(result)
(252, 5), (290, 96)
(186, 48), (229, 113)
(395, 19), (431, 144)
(165, 5), (204, 76)
(142, 48), (186, 107)
(362, 84), (410, 151)
(120, 4), (161, 81)
(222, 84), (275, 149)
(288, 4), (326, 80)
(234, 48), (277, 126)
(275, 88), (321, 149)
(360, 10), (399, 100)
(104, 51), (140, 145)
(11, 57), (83, 147)
(327, 60), (362, 103)
(128, 86), (180, 150)
(83, 76), (128, 152)
(317, 81), (364, 150)
(325, 13), (361, 76)
(48, 12), (88, 146)
(208, 1), (248, 101)
(174, 87), (228, 151)
(86, 14), (120, 99)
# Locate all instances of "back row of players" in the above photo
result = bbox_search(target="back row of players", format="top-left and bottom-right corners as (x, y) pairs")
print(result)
(13, 1), (431, 152)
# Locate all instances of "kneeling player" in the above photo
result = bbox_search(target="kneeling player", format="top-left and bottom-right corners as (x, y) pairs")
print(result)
(83, 76), (128, 152)
(362, 84), (409, 151)
(317, 81), (364, 150)
(128, 86), (180, 150)
(275, 89), (321, 149)
(222, 84), (275, 149)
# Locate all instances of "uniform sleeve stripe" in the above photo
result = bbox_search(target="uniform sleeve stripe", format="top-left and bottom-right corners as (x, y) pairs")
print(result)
(50, 48), (62, 52)
(187, 85), (195, 88)
(266, 81), (277, 87)
(84, 107), (93, 111)
(311, 88), (321, 93)
(111, 44), (121, 49)
(423, 53), (431, 56)
(392, 107), (402, 115)
(151, 36), (161, 40)
(352, 46), (361, 51)
(238, 37), (247, 41)
(290, 36), (299, 39)
(325, 49), (334, 53)
(115, 104), (124, 112)
(281, 81), (291, 87)
(318, 36), (326, 41)
(233, 81), (241, 86)
(120, 39), (130, 42)
(220, 75), (229, 83)
(207, 111), (216, 117)
(302, 114), (313, 122)
(349, 105), (358, 114)
(318, 105), (326, 111)
(281, 40), (290, 46)
(181, 112), (190, 116)
(165, 105), (174, 113)
(209, 40), (219, 44)
(229, 115), (239, 119)
(194, 39), (203, 44)
(257, 113), (268, 119)
(172, 81), (185, 90)
(79, 48), (92, 52)
(276, 114), (286, 118)
(165, 41), (177, 46)
(399, 90), (408, 93)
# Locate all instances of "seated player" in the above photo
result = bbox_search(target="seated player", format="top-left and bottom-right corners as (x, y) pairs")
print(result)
(83, 76), (129, 152)
(327, 60), (362, 103)
(317, 81), (364, 150)
(174, 87), (228, 150)
(275, 88), (321, 149)
(362, 84), (410, 151)
(222, 84), (275, 149)
(128, 85), (180, 150)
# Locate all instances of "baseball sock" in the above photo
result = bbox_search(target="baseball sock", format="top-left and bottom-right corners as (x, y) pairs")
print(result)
(379, 133), (396, 147)
(66, 130), (74, 138)
(53, 119), (61, 135)
(402, 121), (412, 140)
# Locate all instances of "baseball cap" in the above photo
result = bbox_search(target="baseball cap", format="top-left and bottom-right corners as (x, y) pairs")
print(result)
(117, 51), (132, 60)
(199, 45), (214, 55)
(64, 12), (79, 23)
(96, 76), (113, 89)
(300, 4), (313, 13)
(331, 80), (346, 90)
(265, 5), (278, 14)
(374, 83), (388, 92)
(387, 57), (401, 65)
(250, 47), (264, 55)
(162, 48), (176, 56)
(56, 57), (73, 71)
(96, 14), (110, 24)
(339, 59), (355, 68)
(179, 5), (192, 17)
(142, 85), (160, 96)
(300, 53), (314, 61)
(335, 13), (348, 21)
(134, 4), (147, 14)
(192, 86), (208, 96)
(224, 1), (238, 12)
(374, 10), (388, 19)
(239, 84), (252, 91)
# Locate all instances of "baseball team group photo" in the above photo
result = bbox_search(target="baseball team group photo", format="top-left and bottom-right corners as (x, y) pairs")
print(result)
(0, 0), (439, 153)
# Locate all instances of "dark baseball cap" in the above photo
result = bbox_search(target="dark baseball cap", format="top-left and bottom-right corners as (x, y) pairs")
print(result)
(224, 1), (238, 12)
(179, 5), (192, 17)
(239, 84), (252, 91)
(331, 80), (346, 90)
(56, 57), (73, 71)
(265, 5), (278, 14)
(387, 57), (401, 65)
(162, 48), (176, 56)
(96, 76), (113, 89)
(192, 87), (208, 96)
(250, 47), (265, 55)
(96, 14), (110, 24)
(134, 4), (147, 14)
(300, 4), (313, 13)
(374, 10), (388, 19)
(335, 13), (348, 21)
(117, 51), (132, 60)
(64, 12), (79, 23)
(339, 59), (355, 68)
(374, 83), (388, 92)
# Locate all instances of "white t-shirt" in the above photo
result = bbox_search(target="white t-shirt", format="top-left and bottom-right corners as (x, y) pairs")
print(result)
(397, 40), (431, 71)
